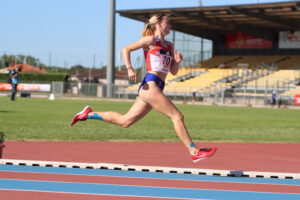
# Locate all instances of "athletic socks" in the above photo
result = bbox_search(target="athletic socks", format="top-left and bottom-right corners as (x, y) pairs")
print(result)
(190, 143), (196, 148)
(87, 113), (103, 120)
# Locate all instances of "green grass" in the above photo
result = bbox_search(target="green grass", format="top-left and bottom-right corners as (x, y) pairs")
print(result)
(1, 97), (299, 143)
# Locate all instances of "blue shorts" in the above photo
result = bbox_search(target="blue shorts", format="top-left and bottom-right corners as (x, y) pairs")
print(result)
(138, 73), (165, 93)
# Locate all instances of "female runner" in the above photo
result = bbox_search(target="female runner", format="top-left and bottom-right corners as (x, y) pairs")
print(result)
(71, 14), (217, 162)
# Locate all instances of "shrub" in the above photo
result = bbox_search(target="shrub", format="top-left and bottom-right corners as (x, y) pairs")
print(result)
(0, 132), (4, 143)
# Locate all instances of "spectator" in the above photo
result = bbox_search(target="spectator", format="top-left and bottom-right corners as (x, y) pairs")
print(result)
(271, 91), (277, 106)
(192, 91), (196, 104)
(8, 65), (20, 101)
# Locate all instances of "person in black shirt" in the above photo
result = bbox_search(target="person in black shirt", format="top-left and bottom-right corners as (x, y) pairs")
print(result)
(8, 66), (19, 101)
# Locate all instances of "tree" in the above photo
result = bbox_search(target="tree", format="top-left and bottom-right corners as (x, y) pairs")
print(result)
(17, 55), (26, 64)
(0, 54), (94, 75)
(0, 54), (16, 67)
(0, 54), (42, 68)
(25, 55), (40, 66)
(69, 64), (86, 75)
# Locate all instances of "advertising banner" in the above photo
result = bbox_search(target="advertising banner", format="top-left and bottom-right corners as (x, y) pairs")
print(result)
(279, 31), (300, 49)
(294, 94), (300, 105)
(0, 83), (51, 92)
(226, 33), (272, 49)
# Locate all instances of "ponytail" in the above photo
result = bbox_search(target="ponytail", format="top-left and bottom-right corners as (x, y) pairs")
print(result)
(142, 14), (166, 37)
(142, 23), (155, 37)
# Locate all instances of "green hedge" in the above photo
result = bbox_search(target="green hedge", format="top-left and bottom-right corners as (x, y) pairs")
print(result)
(0, 73), (69, 83)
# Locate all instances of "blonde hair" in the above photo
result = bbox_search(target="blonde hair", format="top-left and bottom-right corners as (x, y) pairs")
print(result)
(142, 14), (166, 37)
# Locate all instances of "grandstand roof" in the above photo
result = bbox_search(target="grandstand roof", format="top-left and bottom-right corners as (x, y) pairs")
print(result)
(117, 1), (300, 41)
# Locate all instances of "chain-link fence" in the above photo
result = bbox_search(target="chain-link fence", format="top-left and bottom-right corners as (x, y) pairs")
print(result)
(49, 70), (299, 107)
(5, 67), (297, 107)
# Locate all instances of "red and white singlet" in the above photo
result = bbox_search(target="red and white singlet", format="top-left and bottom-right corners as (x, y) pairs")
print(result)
(144, 35), (173, 74)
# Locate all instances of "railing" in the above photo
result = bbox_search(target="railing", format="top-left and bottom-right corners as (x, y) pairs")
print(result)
(1, 66), (299, 107)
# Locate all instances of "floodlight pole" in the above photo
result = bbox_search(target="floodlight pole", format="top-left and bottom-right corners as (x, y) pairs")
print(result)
(107, 0), (116, 98)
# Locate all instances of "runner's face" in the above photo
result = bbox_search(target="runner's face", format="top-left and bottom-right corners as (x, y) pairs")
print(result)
(159, 16), (171, 35)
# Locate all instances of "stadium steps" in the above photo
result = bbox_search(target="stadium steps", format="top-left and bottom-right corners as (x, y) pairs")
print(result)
(245, 69), (297, 88)
(281, 86), (300, 97)
(167, 70), (207, 83)
(197, 56), (243, 68)
(165, 67), (204, 84)
(277, 55), (300, 69)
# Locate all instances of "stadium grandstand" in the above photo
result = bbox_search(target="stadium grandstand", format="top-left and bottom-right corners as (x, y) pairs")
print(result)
(117, 1), (300, 106)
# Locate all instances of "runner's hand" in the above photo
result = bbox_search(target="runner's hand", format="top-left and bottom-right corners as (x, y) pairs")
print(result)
(127, 68), (137, 82)
(174, 50), (183, 63)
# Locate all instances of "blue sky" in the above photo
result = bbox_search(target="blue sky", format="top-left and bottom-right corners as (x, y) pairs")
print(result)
(0, 0), (293, 68)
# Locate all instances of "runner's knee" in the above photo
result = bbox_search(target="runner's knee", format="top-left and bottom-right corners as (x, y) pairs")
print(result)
(122, 122), (131, 128)
(120, 119), (134, 128)
(170, 112), (184, 122)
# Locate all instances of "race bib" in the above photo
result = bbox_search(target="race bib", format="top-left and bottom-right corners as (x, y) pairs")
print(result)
(149, 53), (173, 73)
(160, 54), (173, 69)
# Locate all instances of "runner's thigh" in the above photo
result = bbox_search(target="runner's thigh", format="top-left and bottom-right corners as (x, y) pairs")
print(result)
(139, 82), (180, 118)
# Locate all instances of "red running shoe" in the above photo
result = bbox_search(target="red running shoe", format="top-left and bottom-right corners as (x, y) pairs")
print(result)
(70, 106), (93, 126)
(192, 147), (217, 163)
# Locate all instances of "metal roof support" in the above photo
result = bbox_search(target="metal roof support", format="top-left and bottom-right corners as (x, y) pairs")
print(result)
(107, 0), (115, 98)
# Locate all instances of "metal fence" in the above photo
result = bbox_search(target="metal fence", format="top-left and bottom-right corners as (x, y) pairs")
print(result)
(50, 76), (299, 107)
(5, 67), (296, 107)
